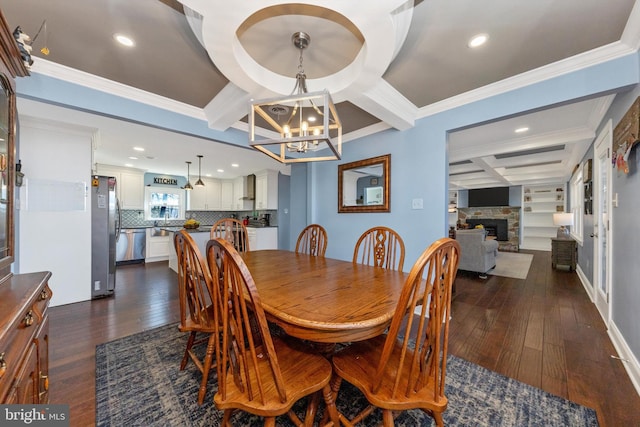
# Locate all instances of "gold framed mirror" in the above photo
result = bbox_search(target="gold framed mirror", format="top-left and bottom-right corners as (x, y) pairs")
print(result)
(338, 154), (390, 213)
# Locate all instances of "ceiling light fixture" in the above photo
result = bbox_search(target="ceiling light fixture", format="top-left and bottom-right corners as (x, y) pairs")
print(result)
(195, 155), (205, 187)
(133, 147), (145, 152)
(468, 33), (488, 48)
(114, 33), (135, 47)
(515, 127), (529, 133)
(249, 31), (342, 164)
(184, 161), (193, 190)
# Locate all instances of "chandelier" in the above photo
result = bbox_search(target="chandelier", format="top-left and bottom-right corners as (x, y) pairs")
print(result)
(249, 32), (342, 163)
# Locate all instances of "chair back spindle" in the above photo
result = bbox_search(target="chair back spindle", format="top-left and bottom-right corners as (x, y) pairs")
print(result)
(211, 218), (250, 253)
(353, 226), (405, 271)
(295, 224), (328, 257)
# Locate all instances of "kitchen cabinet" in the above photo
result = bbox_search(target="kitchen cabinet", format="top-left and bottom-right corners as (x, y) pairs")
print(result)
(220, 180), (234, 210)
(0, 272), (53, 404)
(233, 176), (254, 211)
(188, 178), (221, 210)
(96, 164), (145, 210)
(521, 184), (565, 251)
(255, 170), (278, 210)
(146, 228), (171, 262)
(247, 227), (278, 250)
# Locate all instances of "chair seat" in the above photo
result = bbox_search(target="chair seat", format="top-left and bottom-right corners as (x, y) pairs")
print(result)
(332, 335), (447, 412)
(214, 336), (333, 417)
(178, 304), (217, 332)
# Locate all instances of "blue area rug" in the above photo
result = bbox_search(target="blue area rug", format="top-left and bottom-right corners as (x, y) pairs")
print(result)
(96, 323), (598, 426)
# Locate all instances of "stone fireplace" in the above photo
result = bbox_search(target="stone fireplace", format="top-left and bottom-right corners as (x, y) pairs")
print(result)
(458, 207), (520, 252)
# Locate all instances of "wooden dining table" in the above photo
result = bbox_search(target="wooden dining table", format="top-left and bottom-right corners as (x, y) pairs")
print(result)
(241, 249), (408, 344)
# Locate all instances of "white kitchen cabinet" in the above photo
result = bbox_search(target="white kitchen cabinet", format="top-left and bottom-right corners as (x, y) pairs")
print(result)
(247, 227), (278, 250)
(220, 180), (234, 210)
(188, 178), (221, 210)
(146, 228), (171, 262)
(96, 164), (145, 210)
(255, 170), (278, 210)
(233, 176), (254, 211)
(521, 184), (565, 251)
(120, 171), (144, 209)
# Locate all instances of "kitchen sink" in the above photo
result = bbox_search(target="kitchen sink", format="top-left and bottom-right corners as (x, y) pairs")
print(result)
(150, 227), (172, 237)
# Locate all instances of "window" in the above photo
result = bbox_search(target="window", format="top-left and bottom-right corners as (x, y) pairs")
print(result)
(145, 186), (185, 221)
(570, 168), (583, 244)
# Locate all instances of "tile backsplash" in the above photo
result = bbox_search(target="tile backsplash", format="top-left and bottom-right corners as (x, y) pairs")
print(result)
(120, 209), (277, 228)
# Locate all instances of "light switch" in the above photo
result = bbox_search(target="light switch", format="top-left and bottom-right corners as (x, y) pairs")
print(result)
(411, 198), (423, 209)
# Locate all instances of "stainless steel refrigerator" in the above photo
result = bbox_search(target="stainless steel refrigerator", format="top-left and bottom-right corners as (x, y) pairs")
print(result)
(91, 175), (121, 298)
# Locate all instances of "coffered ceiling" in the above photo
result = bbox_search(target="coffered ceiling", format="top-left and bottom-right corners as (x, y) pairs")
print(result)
(3, 1), (639, 185)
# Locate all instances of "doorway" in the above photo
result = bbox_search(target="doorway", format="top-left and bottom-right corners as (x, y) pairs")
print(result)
(593, 120), (612, 323)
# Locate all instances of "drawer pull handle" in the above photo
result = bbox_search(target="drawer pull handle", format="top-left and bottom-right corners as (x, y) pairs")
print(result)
(39, 372), (49, 398)
(40, 289), (49, 300)
(0, 352), (6, 378)
(24, 310), (34, 327)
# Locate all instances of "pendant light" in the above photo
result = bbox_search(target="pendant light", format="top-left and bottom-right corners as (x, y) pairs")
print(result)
(184, 161), (193, 190)
(195, 155), (205, 187)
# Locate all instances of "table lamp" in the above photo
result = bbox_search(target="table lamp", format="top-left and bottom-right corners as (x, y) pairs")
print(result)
(553, 212), (573, 238)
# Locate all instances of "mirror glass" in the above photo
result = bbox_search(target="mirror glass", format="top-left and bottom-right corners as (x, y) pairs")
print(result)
(338, 154), (390, 213)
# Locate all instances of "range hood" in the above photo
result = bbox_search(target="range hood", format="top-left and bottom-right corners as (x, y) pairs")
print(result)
(241, 174), (255, 200)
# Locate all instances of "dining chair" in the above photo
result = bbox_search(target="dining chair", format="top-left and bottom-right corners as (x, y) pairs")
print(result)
(295, 224), (328, 257)
(332, 237), (460, 427)
(173, 230), (218, 405)
(352, 226), (406, 271)
(206, 238), (341, 427)
(211, 217), (250, 252)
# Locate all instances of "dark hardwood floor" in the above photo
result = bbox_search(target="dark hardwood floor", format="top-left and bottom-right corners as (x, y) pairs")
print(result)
(48, 251), (640, 426)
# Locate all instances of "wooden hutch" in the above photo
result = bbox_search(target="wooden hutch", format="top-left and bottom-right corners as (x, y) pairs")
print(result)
(0, 9), (53, 404)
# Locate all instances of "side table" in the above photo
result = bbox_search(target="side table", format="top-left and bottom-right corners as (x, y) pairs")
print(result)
(551, 237), (577, 271)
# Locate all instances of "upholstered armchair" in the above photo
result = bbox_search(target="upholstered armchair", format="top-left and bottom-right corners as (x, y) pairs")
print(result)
(455, 229), (499, 277)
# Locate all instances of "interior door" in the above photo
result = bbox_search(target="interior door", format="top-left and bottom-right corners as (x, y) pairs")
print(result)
(593, 121), (612, 323)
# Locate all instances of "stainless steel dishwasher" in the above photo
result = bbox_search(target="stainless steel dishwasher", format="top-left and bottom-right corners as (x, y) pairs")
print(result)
(116, 228), (146, 264)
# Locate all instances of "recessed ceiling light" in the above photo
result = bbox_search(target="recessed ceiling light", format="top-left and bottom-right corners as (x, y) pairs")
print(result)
(231, 163), (239, 168)
(217, 169), (224, 173)
(124, 163), (134, 167)
(468, 33), (489, 48)
(133, 146), (145, 152)
(114, 33), (135, 47)
(515, 127), (530, 133)
(128, 156), (138, 160)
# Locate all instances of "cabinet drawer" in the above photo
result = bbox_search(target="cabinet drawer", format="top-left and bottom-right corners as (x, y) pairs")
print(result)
(0, 304), (41, 398)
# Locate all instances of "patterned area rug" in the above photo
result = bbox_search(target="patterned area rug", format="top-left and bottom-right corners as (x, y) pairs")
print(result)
(96, 323), (598, 426)
(488, 252), (534, 279)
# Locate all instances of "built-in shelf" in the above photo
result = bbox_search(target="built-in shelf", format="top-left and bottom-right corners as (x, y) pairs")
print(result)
(521, 184), (565, 251)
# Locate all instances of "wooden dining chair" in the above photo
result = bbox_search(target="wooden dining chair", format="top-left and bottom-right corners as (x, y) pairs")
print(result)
(211, 217), (250, 252)
(206, 238), (341, 427)
(353, 226), (406, 271)
(295, 224), (328, 257)
(332, 237), (460, 427)
(173, 230), (218, 405)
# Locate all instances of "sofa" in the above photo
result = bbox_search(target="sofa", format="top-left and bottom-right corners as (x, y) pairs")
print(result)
(455, 228), (499, 276)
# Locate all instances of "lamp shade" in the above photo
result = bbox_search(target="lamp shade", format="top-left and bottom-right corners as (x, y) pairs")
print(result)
(553, 212), (574, 226)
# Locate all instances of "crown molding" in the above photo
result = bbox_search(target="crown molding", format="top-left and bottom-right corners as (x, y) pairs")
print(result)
(29, 57), (207, 121)
(418, 41), (636, 120)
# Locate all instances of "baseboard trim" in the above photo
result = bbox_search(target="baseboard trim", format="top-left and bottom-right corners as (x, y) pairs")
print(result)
(608, 321), (640, 397)
(575, 264), (640, 396)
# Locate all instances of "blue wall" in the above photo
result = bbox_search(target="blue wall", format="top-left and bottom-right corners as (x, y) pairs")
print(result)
(16, 44), (640, 367)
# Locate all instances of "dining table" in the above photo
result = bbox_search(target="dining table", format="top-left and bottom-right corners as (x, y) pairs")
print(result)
(240, 249), (408, 344)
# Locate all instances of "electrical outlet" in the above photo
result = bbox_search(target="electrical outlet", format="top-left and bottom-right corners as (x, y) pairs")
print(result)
(411, 198), (423, 209)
